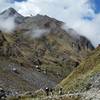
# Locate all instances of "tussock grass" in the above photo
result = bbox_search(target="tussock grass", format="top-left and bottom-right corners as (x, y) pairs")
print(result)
(60, 47), (100, 92)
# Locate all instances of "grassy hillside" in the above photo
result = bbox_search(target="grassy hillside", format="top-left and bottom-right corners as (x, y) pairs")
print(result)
(60, 46), (100, 93)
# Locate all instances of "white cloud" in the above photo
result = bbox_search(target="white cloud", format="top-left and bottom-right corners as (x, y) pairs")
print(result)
(32, 28), (50, 38)
(14, 1), (40, 16)
(0, 0), (13, 12)
(0, 0), (99, 46)
(0, 15), (16, 33)
(74, 13), (100, 46)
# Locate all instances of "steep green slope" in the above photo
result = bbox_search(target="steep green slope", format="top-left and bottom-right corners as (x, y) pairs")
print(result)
(60, 46), (100, 93)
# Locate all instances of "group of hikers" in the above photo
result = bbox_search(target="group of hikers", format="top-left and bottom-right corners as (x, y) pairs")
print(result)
(0, 88), (6, 99)
(0, 87), (63, 99)
(45, 87), (63, 96)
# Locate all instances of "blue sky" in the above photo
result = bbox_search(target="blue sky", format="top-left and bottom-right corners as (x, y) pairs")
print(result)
(14, 0), (27, 2)
(83, 0), (100, 20)
(91, 0), (100, 14)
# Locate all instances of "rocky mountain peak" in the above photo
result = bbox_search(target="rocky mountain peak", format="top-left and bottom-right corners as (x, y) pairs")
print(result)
(5, 7), (17, 15)
(0, 7), (21, 17)
(0, 7), (24, 24)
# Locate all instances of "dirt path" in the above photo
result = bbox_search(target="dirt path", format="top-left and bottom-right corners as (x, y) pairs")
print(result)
(31, 92), (100, 100)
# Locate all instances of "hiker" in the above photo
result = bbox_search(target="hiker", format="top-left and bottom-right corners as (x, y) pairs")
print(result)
(97, 44), (100, 48)
(57, 72), (61, 78)
(0, 88), (6, 99)
(59, 88), (63, 95)
(12, 68), (19, 74)
(72, 42), (75, 47)
(50, 88), (53, 96)
(45, 87), (49, 96)
(35, 65), (41, 72)
(43, 69), (47, 75)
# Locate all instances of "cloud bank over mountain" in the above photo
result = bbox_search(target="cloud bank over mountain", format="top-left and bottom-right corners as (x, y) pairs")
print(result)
(0, 0), (100, 46)
(0, 14), (16, 33)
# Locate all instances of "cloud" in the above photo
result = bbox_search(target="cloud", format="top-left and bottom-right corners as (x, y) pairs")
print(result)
(71, 13), (100, 46)
(24, 25), (50, 38)
(0, 15), (16, 33)
(0, 0), (16, 33)
(0, 0), (99, 46)
(32, 28), (50, 38)
(0, 0), (13, 12)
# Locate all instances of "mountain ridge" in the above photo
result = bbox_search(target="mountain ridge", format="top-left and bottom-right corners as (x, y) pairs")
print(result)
(0, 8), (95, 95)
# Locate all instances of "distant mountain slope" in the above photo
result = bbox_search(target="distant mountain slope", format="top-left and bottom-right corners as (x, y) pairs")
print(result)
(0, 8), (94, 93)
(60, 46), (100, 93)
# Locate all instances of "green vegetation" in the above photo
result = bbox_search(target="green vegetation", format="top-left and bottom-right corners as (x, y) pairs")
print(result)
(60, 47), (100, 93)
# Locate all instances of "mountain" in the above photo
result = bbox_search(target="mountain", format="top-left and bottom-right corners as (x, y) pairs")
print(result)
(0, 8), (94, 95)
